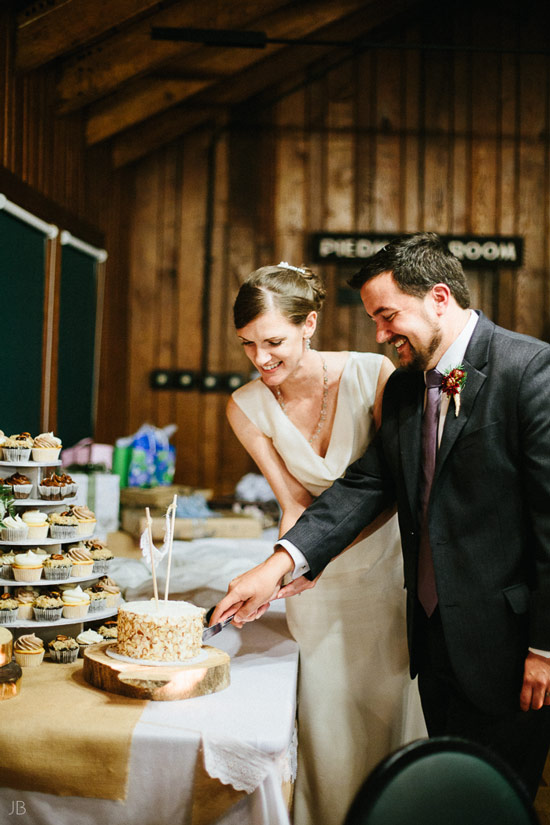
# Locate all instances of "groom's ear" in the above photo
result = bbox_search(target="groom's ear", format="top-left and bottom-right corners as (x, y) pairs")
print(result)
(430, 283), (451, 315)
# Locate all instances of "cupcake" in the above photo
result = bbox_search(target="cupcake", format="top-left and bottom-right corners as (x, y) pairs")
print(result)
(3, 433), (33, 462)
(1, 515), (29, 542)
(70, 506), (97, 537)
(48, 511), (79, 539)
(0, 430), (6, 459)
(21, 510), (49, 540)
(14, 633), (45, 667)
(0, 593), (18, 624)
(42, 553), (72, 580)
(4, 472), (33, 500)
(48, 634), (79, 663)
(76, 628), (104, 656)
(12, 549), (43, 582)
(84, 540), (113, 574)
(59, 473), (78, 498)
(84, 584), (108, 613)
(38, 474), (67, 501)
(14, 586), (39, 619)
(98, 620), (118, 641)
(33, 591), (63, 621)
(61, 585), (90, 619)
(66, 546), (94, 577)
(96, 575), (122, 608)
(32, 432), (62, 463)
(1, 551), (16, 580)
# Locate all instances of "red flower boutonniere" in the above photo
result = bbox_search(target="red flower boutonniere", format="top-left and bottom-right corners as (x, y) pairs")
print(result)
(442, 366), (467, 417)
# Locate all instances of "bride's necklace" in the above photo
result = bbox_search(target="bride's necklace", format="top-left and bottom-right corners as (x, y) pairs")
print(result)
(275, 354), (329, 445)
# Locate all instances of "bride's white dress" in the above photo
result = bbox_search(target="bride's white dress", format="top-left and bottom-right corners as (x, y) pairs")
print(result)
(232, 352), (426, 825)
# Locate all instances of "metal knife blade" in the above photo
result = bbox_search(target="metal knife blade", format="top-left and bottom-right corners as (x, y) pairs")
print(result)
(202, 614), (235, 642)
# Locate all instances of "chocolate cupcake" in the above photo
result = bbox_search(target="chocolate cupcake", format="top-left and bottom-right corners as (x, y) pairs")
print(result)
(3, 433), (33, 462)
(48, 634), (79, 663)
(0, 593), (18, 624)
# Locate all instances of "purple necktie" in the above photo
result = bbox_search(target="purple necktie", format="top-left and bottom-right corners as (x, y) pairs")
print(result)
(417, 368), (442, 617)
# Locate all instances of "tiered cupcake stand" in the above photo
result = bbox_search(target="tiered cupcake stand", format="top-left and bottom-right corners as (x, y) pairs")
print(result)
(0, 458), (118, 632)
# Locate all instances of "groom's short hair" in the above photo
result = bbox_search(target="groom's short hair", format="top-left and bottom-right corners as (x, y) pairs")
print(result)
(348, 232), (471, 309)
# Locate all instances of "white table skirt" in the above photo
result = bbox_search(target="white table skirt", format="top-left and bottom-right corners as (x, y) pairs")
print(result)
(0, 534), (298, 825)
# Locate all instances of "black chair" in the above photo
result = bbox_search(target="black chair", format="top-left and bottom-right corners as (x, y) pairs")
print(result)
(344, 737), (540, 825)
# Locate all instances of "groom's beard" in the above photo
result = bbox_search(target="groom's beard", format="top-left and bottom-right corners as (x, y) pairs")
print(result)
(401, 326), (442, 372)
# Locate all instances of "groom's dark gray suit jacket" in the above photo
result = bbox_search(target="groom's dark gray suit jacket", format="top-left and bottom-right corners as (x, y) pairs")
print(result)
(283, 312), (550, 715)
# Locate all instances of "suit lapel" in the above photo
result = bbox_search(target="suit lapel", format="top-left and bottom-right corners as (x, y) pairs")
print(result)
(433, 311), (493, 486)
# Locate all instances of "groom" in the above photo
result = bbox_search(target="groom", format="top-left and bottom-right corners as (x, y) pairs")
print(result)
(213, 232), (550, 797)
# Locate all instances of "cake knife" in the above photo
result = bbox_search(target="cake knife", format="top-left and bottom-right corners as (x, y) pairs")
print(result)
(202, 612), (236, 642)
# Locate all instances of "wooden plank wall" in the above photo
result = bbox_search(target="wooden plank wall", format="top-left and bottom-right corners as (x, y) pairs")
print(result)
(123, 1), (550, 495)
(0, 6), (130, 448)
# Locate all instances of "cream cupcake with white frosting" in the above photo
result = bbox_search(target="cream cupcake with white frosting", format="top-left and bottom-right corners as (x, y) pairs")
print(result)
(61, 585), (90, 619)
(21, 510), (49, 540)
(12, 549), (43, 582)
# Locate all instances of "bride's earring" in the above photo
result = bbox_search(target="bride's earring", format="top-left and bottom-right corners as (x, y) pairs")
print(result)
(305, 337), (311, 350)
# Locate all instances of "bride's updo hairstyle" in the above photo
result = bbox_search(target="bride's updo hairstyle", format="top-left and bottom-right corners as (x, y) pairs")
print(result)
(233, 263), (326, 329)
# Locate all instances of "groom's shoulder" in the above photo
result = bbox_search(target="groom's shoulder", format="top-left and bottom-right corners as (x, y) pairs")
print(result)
(488, 319), (550, 364)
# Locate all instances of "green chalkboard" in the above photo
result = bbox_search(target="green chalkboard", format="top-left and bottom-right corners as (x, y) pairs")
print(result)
(0, 211), (46, 436)
(56, 245), (98, 448)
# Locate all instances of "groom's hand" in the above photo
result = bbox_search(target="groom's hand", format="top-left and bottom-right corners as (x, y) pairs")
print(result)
(211, 549), (294, 627)
(520, 652), (550, 711)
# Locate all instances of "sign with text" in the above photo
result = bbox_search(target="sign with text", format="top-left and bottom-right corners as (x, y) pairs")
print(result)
(310, 233), (524, 269)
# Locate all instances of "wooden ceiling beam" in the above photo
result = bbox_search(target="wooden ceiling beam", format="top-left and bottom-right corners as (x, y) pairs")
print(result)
(55, 0), (290, 113)
(86, 0), (388, 145)
(16, 0), (179, 72)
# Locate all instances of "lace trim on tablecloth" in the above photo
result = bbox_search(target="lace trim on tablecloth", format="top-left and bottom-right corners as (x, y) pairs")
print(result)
(201, 727), (298, 794)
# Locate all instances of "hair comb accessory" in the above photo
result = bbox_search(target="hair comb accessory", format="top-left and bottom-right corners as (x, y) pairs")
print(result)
(278, 261), (307, 274)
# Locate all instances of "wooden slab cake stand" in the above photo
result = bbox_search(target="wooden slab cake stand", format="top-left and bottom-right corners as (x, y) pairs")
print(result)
(83, 641), (230, 701)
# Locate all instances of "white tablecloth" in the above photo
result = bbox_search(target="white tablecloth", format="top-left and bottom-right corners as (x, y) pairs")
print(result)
(0, 533), (298, 825)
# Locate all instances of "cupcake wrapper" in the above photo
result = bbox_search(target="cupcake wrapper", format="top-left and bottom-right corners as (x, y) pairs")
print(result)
(17, 604), (34, 619)
(50, 525), (78, 539)
(12, 566), (42, 582)
(104, 593), (121, 609)
(43, 566), (72, 580)
(88, 598), (108, 613)
(77, 522), (96, 536)
(49, 648), (79, 663)
(1, 527), (29, 542)
(70, 562), (95, 577)
(38, 487), (62, 500)
(0, 609), (18, 624)
(13, 485), (33, 500)
(62, 603), (90, 619)
(31, 448), (61, 463)
(26, 525), (49, 540)
(1, 565), (14, 580)
(92, 560), (112, 575)
(3, 447), (31, 462)
(33, 606), (63, 622)
(14, 649), (45, 667)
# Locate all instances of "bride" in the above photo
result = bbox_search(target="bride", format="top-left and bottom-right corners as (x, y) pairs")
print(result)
(226, 262), (425, 825)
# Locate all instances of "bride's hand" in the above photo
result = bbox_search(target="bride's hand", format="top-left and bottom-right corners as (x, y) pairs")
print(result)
(276, 573), (321, 598)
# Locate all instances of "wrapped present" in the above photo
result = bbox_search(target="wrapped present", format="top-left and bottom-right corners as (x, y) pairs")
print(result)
(61, 438), (114, 470)
(118, 424), (176, 488)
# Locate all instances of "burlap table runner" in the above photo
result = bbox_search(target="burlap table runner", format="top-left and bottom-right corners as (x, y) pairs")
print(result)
(0, 659), (146, 800)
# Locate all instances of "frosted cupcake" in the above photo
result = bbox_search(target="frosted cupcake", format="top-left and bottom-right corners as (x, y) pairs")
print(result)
(67, 546), (94, 577)
(15, 586), (39, 619)
(12, 549), (43, 582)
(32, 432), (62, 463)
(1, 515), (29, 542)
(3, 433), (33, 462)
(0, 430), (6, 459)
(71, 506), (97, 537)
(96, 575), (122, 608)
(0, 593), (18, 624)
(1, 551), (16, 580)
(33, 591), (63, 621)
(84, 584), (108, 613)
(84, 540), (114, 574)
(21, 510), (49, 540)
(48, 511), (79, 539)
(42, 553), (72, 580)
(14, 634), (45, 667)
(5, 472), (33, 500)
(98, 620), (118, 641)
(48, 634), (79, 663)
(76, 628), (104, 656)
(61, 585), (90, 619)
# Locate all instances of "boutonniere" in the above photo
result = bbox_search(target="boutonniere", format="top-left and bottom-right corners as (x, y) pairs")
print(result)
(441, 366), (467, 417)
